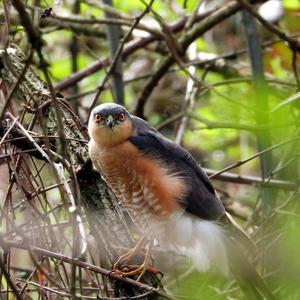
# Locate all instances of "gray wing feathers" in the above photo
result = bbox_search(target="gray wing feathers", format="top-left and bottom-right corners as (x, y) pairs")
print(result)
(129, 116), (225, 220)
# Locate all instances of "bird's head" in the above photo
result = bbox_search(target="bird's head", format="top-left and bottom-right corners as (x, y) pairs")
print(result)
(88, 103), (133, 147)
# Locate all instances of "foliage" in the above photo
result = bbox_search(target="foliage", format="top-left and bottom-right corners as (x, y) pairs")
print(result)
(0, 0), (300, 299)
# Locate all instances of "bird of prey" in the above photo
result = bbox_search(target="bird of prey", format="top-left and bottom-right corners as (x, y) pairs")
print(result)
(88, 103), (275, 300)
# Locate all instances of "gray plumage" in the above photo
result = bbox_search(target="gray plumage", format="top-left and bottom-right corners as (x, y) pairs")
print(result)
(88, 103), (276, 300)
(129, 116), (225, 220)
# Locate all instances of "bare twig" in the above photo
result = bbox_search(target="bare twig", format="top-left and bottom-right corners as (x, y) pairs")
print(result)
(236, 0), (300, 52)
(0, 255), (23, 300)
(54, 10), (214, 91)
(204, 168), (296, 190)
(103, 0), (125, 105)
(0, 239), (174, 300)
(175, 42), (197, 145)
(51, 14), (162, 38)
(5, 112), (87, 257)
(209, 136), (300, 179)
(89, 0), (156, 112)
(135, 0), (242, 117)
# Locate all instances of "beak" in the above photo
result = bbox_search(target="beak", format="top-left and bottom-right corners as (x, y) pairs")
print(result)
(105, 115), (115, 129)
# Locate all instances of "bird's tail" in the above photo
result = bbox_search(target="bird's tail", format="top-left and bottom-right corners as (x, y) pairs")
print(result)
(226, 239), (276, 300)
(222, 213), (276, 300)
(163, 212), (276, 299)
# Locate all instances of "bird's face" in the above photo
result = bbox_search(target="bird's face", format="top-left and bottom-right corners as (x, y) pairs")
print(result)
(88, 103), (133, 147)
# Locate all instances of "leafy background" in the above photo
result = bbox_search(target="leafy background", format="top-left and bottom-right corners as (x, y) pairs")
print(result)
(1, 0), (300, 299)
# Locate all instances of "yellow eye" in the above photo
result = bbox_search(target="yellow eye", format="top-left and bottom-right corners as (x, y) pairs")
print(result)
(118, 112), (125, 121)
(95, 114), (102, 123)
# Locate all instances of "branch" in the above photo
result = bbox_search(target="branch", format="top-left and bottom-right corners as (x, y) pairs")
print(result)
(0, 238), (173, 300)
(135, 0), (242, 117)
(50, 14), (162, 38)
(209, 136), (300, 180)
(189, 112), (296, 131)
(236, 0), (300, 52)
(40, 16), (107, 38)
(103, 0), (125, 105)
(0, 46), (162, 296)
(204, 168), (296, 190)
(54, 10), (214, 91)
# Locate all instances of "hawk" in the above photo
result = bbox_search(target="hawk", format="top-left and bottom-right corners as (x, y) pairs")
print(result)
(88, 103), (275, 300)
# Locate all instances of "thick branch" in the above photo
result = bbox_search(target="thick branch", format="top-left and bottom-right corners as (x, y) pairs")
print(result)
(135, 1), (242, 117)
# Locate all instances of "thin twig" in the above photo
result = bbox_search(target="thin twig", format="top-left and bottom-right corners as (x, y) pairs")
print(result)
(0, 239), (175, 300)
(209, 136), (300, 179)
(54, 10), (214, 91)
(135, 0), (242, 117)
(89, 0), (156, 112)
(236, 0), (300, 52)
(0, 256), (23, 300)
(5, 112), (87, 257)
(204, 168), (296, 190)
(175, 42), (197, 145)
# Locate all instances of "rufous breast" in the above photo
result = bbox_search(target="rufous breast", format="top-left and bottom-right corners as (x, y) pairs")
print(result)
(89, 140), (187, 230)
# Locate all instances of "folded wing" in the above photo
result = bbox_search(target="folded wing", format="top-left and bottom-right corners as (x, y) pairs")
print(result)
(129, 116), (225, 221)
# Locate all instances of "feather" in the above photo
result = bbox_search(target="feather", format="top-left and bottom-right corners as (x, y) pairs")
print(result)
(221, 213), (276, 300)
(89, 104), (276, 299)
(130, 116), (225, 220)
(226, 238), (276, 300)
(221, 212), (257, 255)
(152, 211), (229, 275)
(159, 212), (276, 300)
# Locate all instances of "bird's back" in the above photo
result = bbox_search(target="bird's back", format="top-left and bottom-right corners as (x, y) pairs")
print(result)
(129, 116), (226, 221)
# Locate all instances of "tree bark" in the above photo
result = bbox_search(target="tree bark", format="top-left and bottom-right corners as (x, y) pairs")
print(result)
(0, 45), (162, 298)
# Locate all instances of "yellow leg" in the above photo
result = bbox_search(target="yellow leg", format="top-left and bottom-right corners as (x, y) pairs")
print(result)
(113, 237), (155, 281)
(136, 237), (154, 281)
(113, 236), (147, 271)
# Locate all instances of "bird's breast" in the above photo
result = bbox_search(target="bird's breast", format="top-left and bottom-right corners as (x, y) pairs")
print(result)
(89, 140), (187, 231)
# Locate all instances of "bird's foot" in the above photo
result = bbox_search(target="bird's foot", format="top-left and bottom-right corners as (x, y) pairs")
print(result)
(112, 236), (156, 281)
(112, 263), (158, 281)
(113, 247), (145, 272)
(113, 236), (147, 271)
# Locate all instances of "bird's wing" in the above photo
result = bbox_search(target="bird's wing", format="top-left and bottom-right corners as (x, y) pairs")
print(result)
(129, 116), (225, 220)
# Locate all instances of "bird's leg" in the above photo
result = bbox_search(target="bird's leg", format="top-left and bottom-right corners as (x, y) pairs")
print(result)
(136, 237), (154, 281)
(113, 237), (156, 280)
(113, 235), (147, 271)
(119, 237), (155, 281)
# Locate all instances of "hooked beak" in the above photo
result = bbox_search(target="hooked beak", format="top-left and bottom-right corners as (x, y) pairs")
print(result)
(105, 115), (115, 129)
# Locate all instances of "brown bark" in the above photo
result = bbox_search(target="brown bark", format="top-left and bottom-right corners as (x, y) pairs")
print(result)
(0, 45), (162, 298)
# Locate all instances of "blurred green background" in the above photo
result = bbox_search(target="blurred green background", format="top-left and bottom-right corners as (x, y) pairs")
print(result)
(1, 0), (300, 299)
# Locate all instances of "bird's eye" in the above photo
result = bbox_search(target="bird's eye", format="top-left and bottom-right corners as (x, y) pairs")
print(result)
(95, 114), (102, 123)
(118, 112), (125, 121)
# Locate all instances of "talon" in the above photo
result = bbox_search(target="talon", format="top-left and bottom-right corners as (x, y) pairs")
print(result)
(112, 237), (155, 281)
(109, 269), (126, 277)
(113, 236), (147, 271)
